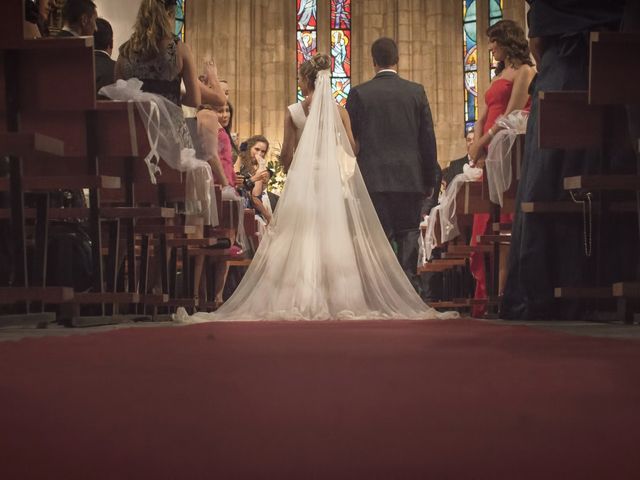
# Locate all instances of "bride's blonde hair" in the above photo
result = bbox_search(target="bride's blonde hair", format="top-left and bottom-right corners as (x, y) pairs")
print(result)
(120, 0), (176, 59)
(299, 53), (331, 88)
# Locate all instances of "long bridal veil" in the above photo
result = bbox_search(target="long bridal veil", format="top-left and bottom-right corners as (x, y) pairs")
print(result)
(177, 70), (457, 321)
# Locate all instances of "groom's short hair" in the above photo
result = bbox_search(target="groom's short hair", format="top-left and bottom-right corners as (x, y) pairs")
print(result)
(371, 37), (399, 68)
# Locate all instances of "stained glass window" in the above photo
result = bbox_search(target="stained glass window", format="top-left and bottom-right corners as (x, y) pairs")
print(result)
(297, 0), (318, 101)
(489, 0), (503, 79)
(330, 1), (351, 107)
(463, 0), (477, 134)
(175, 0), (185, 41)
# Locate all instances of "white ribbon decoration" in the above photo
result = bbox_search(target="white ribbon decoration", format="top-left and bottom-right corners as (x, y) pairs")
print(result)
(99, 79), (220, 226)
(485, 110), (529, 207)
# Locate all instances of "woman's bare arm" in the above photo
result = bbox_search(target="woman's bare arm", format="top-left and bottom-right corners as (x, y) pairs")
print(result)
(199, 61), (226, 107)
(469, 66), (535, 163)
(280, 110), (297, 172)
(251, 180), (272, 223)
(504, 64), (535, 115)
(178, 42), (201, 108)
(338, 106), (358, 154)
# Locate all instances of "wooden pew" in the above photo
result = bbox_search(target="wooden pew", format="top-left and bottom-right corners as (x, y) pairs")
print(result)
(589, 32), (640, 106)
(538, 91), (603, 149)
(531, 32), (640, 318)
(1, 36), (177, 319)
(0, 37), (106, 314)
(423, 134), (524, 314)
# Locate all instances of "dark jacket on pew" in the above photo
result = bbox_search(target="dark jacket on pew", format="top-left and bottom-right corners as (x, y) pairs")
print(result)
(95, 50), (115, 95)
(443, 155), (469, 186)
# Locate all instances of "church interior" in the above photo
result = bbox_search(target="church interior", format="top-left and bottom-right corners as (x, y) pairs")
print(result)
(1, 0), (640, 478)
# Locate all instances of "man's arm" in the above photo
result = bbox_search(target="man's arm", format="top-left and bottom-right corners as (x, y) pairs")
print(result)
(345, 87), (360, 142)
(417, 86), (438, 194)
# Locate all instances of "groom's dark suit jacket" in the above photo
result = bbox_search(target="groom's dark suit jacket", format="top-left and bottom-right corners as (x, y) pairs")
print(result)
(346, 71), (439, 195)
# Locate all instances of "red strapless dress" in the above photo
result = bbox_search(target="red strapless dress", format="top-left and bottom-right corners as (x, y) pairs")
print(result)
(470, 79), (530, 316)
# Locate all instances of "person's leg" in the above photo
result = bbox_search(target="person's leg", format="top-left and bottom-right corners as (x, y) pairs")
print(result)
(186, 216), (205, 305)
(214, 261), (230, 305)
(369, 192), (395, 243)
(390, 193), (424, 294)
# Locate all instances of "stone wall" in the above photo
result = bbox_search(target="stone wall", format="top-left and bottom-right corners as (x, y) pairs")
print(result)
(94, 0), (141, 56)
(187, 0), (526, 165)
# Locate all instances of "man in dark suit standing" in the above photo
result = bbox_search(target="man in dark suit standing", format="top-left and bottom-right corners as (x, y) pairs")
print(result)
(346, 37), (440, 292)
(442, 129), (474, 187)
(94, 17), (115, 96)
(57, 0), (97, 37)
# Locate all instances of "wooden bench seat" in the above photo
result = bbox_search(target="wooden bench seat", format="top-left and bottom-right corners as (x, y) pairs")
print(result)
(492, 222), (512, 233)
(0, 132), (64, 156)
(73, 292), (140, 304)
(477, 234), (511, 245)
(554, 287), (613, 299)
(447, 244), (493, 254)
(0, 175), (121, 191)
(563, 175), (640, 191)
(0, 206), (175, 220)
(0, 287), (74, 303)
(418, 258), (467, 273)
(521, 201), (636, 213)
(612, 283), (640, 298)
(429, 301), (471, 309)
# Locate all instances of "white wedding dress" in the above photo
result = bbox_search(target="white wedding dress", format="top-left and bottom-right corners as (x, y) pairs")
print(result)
(176, 71), (457, 321)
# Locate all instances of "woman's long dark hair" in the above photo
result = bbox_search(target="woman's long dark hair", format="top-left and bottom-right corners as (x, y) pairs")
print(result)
(226, 101), (239, 156)
(487, 20), (533, 75)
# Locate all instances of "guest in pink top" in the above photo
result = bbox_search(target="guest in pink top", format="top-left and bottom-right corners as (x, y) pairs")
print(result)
(215, 102), (236, 186)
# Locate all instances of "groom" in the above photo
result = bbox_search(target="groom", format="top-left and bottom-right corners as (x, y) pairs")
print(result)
(346, 37), (440, 293)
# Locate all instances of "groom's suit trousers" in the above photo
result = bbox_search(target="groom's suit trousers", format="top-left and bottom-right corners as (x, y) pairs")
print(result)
(369, 192), (423, 293)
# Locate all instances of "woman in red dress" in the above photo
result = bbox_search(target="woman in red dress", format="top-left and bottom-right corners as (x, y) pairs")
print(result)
(467, 20), (536, 317)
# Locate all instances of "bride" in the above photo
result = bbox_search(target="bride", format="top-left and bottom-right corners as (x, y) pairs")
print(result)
(177, 54), (457, 321)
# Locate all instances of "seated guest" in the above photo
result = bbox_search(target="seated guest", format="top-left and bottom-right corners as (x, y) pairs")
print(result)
(443, 129), (474, 187)
(24, 0), (51, 38)
(94, 18), (115, 96)
(235, 135), (271, 222)
(116, 0), (200, 150)
(116, 0), (204, 300)
(185, 60), (225, 138)
(57, 0), (97, 37)
(213, 102), (235, 187)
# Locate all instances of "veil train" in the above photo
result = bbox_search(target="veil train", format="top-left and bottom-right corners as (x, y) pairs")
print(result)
(177, 71), (458, 321)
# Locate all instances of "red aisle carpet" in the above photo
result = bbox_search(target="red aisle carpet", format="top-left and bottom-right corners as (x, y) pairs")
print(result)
(1, 318), (640, 479)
